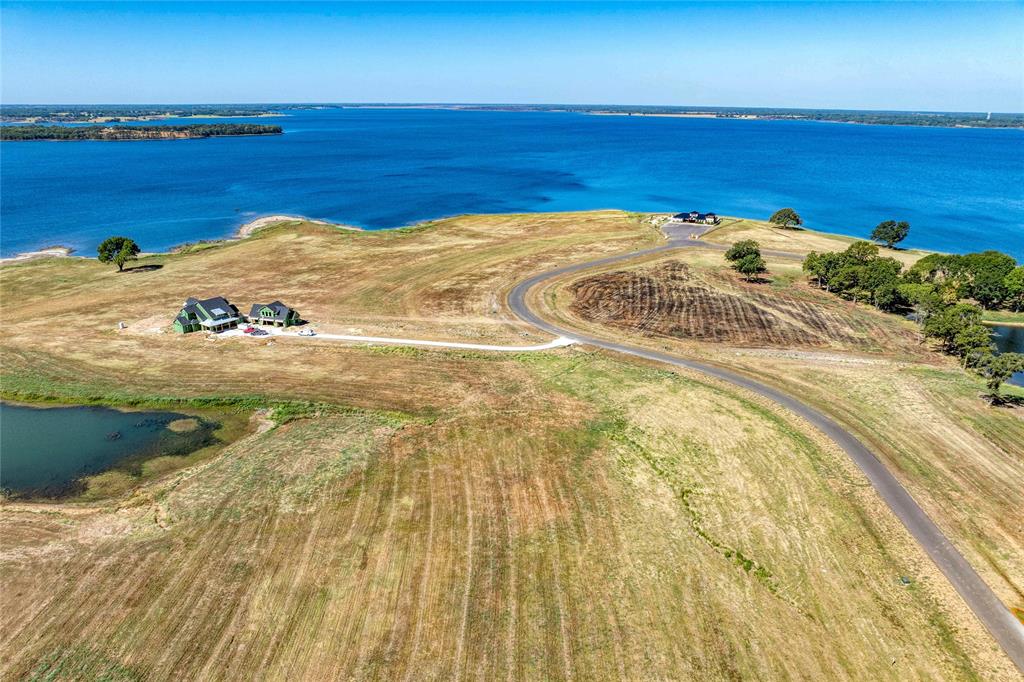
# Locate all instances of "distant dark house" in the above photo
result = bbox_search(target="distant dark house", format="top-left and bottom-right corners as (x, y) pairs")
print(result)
(246, 301), (300, 327)
(675, 210), (720, 225)
(173, 296), (242, 333)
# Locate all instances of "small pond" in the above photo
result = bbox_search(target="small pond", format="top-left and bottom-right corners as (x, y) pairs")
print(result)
(0, 402), (219, 498)
(990, 324), (1024, 387)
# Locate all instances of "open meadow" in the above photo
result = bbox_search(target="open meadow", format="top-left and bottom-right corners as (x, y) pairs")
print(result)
(1, 212), (1021, 679)
(538, 229), (1024, 631)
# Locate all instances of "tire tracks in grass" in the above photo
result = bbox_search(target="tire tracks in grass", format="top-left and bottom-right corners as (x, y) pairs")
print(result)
(350, 449), (404, 676)
(533, 470), (575, 681)
(489, 439), (520, 682)
(401, 452), (435, 682)
(451, 437), (476, 681)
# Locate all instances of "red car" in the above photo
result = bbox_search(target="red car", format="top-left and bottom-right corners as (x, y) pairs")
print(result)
(243, 326), (256, 334)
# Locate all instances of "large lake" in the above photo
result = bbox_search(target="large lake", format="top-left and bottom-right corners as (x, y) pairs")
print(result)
(1, 109), (1021, 258)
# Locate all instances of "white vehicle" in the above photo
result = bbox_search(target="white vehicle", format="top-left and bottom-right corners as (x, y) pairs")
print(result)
(297, 329), (316, 336)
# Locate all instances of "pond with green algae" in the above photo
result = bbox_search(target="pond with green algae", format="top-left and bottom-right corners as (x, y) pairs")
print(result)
(0, 402), (219, 497)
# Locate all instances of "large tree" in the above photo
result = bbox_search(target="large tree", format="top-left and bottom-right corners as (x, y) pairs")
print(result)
(724, 240), (761, 263)
(898, 282), (942, 324)
(979, 353), (1024, 400)
(952, 324), (994, 367)
(735, 254), (768, 282)
(870, 220), (910, 249)
(724, 240), (768, 281)
(962, 251), (1016, 309)
(923, 302), (983, 350)
(97, 236), (140, 272)
(768, 208), (802, 229)
(844, 240), (880, 265)
(1005, 266), (1024, 312)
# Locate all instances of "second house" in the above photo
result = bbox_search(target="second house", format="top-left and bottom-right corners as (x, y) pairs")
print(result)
(247, 300), (301, 328)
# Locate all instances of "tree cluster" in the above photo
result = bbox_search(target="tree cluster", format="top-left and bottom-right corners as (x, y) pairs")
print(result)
(802, 241), (904, 309)
(0, 105), (280, 122)
(906, 251), (1022, 310)
(802, 241), (1024, 398)
(1, 124), (282, 141)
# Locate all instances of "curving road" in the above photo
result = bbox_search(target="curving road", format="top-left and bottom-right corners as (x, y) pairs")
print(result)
(508, 226), (1024, 673)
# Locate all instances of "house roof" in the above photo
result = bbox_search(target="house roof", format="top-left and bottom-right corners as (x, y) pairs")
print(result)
(248, 300), (295, 322)
(176, 296), (238, 325)
(195, 296), (238, 321)
(673, 211), (716, 221)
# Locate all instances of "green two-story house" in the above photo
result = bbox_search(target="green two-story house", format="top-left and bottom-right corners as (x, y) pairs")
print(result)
(173, 296), (242, 333)
(247, 301), (300, 327)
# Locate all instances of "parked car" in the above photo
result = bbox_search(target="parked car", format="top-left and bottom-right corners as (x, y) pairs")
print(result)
(251, 329), (269, 336)
(297, 329), (316, 337)
(243, 326), (256, 334)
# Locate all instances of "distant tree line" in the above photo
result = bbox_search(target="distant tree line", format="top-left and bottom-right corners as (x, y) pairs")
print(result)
(553, 106), (1024, 129)
(0, 105), (282, 122)
(802, 241), (1024, 399)
(1, 124), (283, 141)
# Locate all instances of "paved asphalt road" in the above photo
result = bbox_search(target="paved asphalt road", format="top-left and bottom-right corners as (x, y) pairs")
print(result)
(508, 223), (1024, 673)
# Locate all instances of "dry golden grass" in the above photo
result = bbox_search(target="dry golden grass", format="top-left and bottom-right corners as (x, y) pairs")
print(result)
(543, 245), (1024, 633)
(0, 210), (658, 345)
(0, 211), (658, 413)
(704, 217), (930, 267)
(1, 355), (1011, 680)
(0, 212), (1019, 679)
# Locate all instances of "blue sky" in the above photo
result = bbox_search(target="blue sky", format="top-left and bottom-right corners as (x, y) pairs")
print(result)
(2, 1), (1022, 111)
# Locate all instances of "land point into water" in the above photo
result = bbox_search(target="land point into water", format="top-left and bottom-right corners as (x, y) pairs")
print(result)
(2, 209), (1023, 678)
(0, 123), (283, 141)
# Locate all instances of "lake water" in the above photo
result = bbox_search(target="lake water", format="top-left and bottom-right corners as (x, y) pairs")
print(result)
(1, 109), (1022, 258)
(0, 403), (217, 497)
(991, 324), (1024, 387)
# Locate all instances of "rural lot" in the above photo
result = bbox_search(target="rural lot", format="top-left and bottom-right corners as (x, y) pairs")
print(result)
(1, 212), (1022, 680)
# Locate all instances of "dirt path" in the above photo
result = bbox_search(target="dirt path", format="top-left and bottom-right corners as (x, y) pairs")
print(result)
(218, 327), (575, 352)
(507, 230), (1024, 674)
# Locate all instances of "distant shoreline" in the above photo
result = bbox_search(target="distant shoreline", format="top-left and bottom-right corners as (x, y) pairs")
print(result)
(584, 110), (1024, 130)
(4, 103), (1021, 129)
(331, 104), (1024, 130)
(0, 123), (283, 142)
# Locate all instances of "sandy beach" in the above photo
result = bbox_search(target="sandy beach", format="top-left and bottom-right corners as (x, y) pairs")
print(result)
(0, 247), (75, 265)
(589, 111), (758, 119)
(233, 214), (362, 239)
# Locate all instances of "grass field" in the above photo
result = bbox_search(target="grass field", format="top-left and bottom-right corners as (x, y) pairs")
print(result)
(542, 244), (1024, 637)
(702, 217), (932, 266)
(1, 211), (1020, 679)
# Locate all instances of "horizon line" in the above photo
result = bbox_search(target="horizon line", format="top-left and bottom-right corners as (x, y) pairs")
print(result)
(2, 102), (1022, 116)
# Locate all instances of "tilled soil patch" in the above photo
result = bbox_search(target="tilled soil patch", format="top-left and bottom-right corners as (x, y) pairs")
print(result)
(569, 261), (922, 352)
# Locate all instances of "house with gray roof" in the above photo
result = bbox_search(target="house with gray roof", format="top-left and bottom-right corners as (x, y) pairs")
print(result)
(675, 210), (720, 225)
(173, 296), (242, 333)
(246, 300), (300, 327)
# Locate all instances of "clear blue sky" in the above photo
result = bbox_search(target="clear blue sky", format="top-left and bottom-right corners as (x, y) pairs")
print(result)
(2, 1), (1022, 111)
